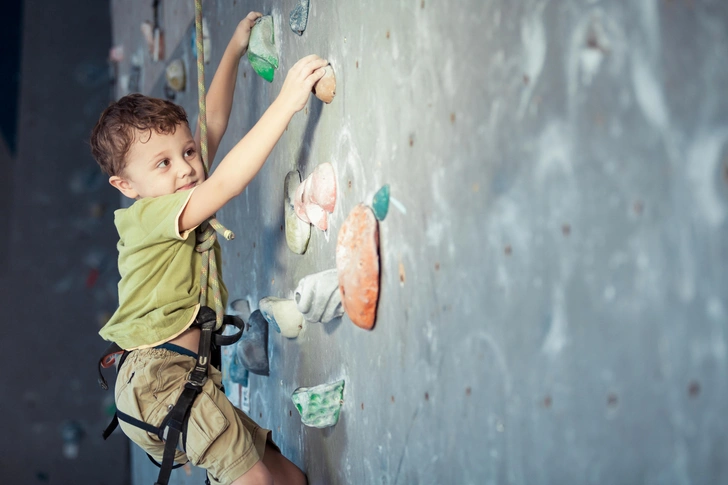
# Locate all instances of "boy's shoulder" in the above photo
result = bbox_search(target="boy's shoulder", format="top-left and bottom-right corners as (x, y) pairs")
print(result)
(116, 191), (191, 218)
(115, 191), (194, 241)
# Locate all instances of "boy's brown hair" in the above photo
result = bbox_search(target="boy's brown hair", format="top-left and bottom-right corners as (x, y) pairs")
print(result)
(90, 93), (189, 176)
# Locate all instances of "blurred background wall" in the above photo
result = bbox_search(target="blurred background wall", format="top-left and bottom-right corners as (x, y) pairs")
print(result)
(0, 0), (127, 483)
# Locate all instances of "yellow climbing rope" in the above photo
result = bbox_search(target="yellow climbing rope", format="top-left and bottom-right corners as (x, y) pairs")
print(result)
(194, 0), (234, 328)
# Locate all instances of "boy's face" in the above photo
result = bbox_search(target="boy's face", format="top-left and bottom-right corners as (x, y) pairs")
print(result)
(109, 123), (204, 199)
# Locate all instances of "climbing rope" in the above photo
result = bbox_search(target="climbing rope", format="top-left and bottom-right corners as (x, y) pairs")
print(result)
(194, 0), (234, 328)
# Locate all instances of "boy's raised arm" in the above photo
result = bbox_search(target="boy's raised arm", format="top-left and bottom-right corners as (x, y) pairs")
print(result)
(195, 11), (262, 166)
(180, 55), (329, 233)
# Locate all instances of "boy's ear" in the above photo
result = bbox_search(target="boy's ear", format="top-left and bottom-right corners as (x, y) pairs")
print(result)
(109, 175), (138, 199)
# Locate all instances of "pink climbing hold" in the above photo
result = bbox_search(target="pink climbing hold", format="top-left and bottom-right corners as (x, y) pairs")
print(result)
(294, 162), (337, 231)
(310, 162), (336, 212)
(335, 204), (380, 330)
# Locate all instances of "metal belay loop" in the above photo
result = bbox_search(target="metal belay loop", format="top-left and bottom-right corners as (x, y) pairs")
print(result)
(195, 217), (235, 328)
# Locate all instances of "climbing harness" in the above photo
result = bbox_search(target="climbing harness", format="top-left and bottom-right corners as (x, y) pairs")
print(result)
(98, 307), (244, 485)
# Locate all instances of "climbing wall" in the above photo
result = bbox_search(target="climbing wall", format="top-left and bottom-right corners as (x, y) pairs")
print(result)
(117, 0), (728, 483)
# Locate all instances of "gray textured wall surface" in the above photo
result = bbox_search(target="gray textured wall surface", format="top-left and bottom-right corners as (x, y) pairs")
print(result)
(123, 0), (728, 483)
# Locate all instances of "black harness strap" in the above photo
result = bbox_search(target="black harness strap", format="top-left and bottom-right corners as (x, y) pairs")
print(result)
(100, 349), (131, 439)
(154, 384), (202, 485)
(97, 307), (244, 485)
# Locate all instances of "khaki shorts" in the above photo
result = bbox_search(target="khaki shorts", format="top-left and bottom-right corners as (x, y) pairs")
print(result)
(115, 347), (271, 485)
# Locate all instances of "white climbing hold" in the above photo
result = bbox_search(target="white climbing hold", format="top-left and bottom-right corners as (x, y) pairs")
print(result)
(295, 269), (344, 324)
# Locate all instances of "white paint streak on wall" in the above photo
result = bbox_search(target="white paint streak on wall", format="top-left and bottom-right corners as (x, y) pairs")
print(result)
(441, 54), (457, 99)
(372, 105), (391, 175)
(424, 319), (438, 356)
(542, 286), (569, 356)
(518, 7), (546, 117)
(579, 48), (603, 86)
(638, 0), (661, 59)
(271, 8), (283, 63)
(335, 123), (366, 197)
(427, 166), (455, 256)
(535, 121), (574, 182)
(389, 196), (407, 215)
(686, 130), (727, 227)
(631, 49), (669, 130)
(487, 196), (531, 263)
(390, 29), (399, 60)
(566, 9), (628, 116)
(708, 297), (725, 321)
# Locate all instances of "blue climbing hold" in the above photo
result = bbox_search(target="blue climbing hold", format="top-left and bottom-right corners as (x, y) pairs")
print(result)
(289, 0), (310, 36)
(235, 310), (270, 376)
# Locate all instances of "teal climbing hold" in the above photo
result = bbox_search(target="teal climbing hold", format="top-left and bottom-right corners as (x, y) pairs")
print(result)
(372, 184), (390, 221)
(291, 380), (345, 428)
(248, 16), (278, 82)
(289, 0), (310, 35)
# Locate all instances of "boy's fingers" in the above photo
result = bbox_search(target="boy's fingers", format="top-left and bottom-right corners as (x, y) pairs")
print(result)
(307, 66), (327, 87)
(290, 55), (318, 77)
(293, 55), (318, 71)
(301, 54), (326, 66)
(301, 56), (329, 75)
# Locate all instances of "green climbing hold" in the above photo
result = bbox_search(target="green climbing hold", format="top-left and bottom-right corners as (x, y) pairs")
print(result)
(372, 184), (390, 221)
(248, 16), (278, 82)
(291, 380), (345, 428)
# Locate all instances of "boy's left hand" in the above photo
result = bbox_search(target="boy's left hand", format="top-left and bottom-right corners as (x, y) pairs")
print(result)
(233, 11), (263, 56)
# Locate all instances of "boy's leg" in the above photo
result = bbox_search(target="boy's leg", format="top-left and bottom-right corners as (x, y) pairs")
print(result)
(261, 443), (307, 485)
(230, 461), (273, 485)
(230, 444), (306, 485)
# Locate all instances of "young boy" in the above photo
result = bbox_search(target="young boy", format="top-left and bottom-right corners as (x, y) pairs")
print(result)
(91, 12), (327, 485)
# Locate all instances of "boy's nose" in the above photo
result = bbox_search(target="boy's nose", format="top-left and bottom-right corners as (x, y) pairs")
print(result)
(177, 159), (195, 176)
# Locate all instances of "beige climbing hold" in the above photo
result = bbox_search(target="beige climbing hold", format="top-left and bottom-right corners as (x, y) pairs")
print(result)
(141, 21), (164, 61)
(165, 59), (186, 92)
(259, 297), (305, 339)
(313, 65), (336, 104)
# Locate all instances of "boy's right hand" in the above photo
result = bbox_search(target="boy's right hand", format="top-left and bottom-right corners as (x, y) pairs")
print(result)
(276, 55), (329, 115)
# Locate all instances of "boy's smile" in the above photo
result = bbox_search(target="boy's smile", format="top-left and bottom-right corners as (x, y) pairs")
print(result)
(109, 123), (204, 199)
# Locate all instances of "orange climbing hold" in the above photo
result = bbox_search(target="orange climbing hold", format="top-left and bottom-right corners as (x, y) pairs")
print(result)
(335, 204), (380, 330)
(313, 65), (336, 104)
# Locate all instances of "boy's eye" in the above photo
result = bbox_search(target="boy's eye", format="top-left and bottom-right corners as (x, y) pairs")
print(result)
(185, 148), (195, 158)
(156, 159), (170, 168)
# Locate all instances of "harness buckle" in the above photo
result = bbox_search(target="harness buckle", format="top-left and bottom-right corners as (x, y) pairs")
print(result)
(185, 369), (208, 389)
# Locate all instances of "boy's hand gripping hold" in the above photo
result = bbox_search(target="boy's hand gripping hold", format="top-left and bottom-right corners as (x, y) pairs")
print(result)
(231, 11), (263, 57)
(276, 55), (330, 114)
